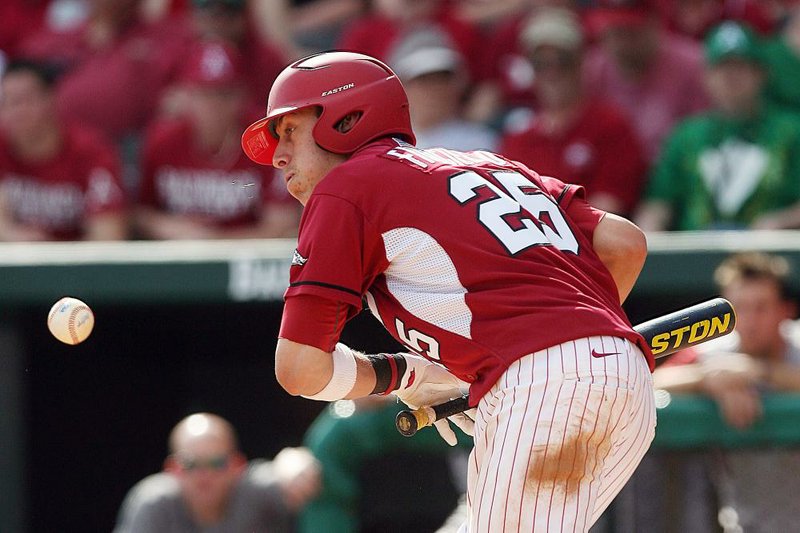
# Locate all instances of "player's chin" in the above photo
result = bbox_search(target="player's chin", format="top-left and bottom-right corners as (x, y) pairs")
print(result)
(286, 182), (305, 204)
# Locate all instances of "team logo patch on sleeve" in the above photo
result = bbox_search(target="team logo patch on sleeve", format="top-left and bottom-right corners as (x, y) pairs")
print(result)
(291, 249), (308, 266)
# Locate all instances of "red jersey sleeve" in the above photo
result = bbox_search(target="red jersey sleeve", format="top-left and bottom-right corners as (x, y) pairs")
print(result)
(283, 192), (390, 333)
(556, 182), (606, 242)
(279, 294), (355, 352)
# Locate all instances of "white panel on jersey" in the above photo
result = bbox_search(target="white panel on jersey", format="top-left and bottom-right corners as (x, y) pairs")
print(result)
(364, 291), (384, 325)
(382, 227), (472, 339)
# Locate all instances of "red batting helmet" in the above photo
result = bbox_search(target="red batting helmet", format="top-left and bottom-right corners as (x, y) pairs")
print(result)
(241, 51), (415, 166)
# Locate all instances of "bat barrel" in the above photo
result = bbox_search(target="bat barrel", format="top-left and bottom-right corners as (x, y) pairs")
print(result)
(635, 297), (736, 358)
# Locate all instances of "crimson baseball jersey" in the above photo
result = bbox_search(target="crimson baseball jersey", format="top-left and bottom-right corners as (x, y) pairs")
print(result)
(140, 119), (291, 227)
(0, 125), (126, 240)
(279, 139), (652, 402)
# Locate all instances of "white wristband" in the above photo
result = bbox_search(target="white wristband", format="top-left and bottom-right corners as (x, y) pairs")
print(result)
(301, 343), (358, 401)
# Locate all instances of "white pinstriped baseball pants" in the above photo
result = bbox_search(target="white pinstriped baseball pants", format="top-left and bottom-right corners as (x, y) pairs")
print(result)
(460, 335), (656, 533)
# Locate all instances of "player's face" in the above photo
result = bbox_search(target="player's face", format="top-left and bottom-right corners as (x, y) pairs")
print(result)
(723, 278), (796, 357)
(272, 108), (348, 206)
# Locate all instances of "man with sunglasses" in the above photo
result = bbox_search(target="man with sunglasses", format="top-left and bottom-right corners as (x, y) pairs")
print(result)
(499, 7), (647, 218)
(114, 412), (320, 532)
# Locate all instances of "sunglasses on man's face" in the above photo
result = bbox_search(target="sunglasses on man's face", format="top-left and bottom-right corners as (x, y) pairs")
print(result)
(175, 454), (231, 472)
(195, 0), (245, 15)
(531, 50), (580, 71)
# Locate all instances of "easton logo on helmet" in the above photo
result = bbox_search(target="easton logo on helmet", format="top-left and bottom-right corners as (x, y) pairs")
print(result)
(321, 83), (355, 97)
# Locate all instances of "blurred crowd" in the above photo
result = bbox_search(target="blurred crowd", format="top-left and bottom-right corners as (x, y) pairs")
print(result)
(7, 0), (800, 532)
(3, 0), (800, 240)
(6, 2), (800, 531)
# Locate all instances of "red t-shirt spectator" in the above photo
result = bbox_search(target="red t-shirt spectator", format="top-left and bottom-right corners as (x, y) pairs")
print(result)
(499, 98), (647, 216)
(337, 4), (486, 81)
(657, 0), (775, 40)
(19, 16), (186, 141)
(0, 0), (48, 57)
(0, 124), (126, 240)
(583, 31), (710, 163)
(235, 30), (286, 120)
(139, 119), (291, 228)
(160, 17), (287, 122)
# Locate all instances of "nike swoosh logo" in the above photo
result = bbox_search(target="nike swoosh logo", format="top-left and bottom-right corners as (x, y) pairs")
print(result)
(591, 349), (620, 358)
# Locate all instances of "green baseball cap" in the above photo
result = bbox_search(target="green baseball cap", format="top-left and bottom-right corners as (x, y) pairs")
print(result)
(705, 22), (762, 66)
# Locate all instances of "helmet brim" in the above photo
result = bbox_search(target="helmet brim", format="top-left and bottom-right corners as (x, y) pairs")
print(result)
(241, 105), (300, 166)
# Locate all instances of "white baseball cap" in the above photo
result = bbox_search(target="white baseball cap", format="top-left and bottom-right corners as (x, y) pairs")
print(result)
(389, 26), (464, 81)
(521, 8), (584, 54)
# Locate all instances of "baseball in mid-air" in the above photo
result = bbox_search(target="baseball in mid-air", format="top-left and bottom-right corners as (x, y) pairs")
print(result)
(47, 297), (94, 345)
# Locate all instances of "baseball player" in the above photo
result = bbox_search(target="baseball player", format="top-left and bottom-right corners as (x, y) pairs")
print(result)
(241, 51), (656, 532)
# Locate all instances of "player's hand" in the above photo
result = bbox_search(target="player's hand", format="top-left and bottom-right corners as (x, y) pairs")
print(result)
(392, 353), (475, 446)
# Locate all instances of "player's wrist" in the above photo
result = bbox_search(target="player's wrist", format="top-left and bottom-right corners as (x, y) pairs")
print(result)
(300, 343), (358, 401)
(367, 353), (409, 395)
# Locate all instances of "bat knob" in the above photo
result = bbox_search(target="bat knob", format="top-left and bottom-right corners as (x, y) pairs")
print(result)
(395, 410), (419, 437)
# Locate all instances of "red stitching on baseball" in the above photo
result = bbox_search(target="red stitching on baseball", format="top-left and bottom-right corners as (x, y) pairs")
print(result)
(68, 305), (91, 344)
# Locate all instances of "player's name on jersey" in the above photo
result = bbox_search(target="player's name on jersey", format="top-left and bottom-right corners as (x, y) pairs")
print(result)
(384, 140), (510, 169)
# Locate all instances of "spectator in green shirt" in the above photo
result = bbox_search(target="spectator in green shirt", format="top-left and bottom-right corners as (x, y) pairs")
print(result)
(762, 7), (800, 113)
(299, 396), (471, 533)
(635, 21), (800, 231)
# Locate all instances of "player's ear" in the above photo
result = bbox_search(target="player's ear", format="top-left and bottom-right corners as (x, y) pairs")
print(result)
(334, 112), (363, 133)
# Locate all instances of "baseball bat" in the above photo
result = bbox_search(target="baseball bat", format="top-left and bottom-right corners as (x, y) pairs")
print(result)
(395, 297), (736, 437)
